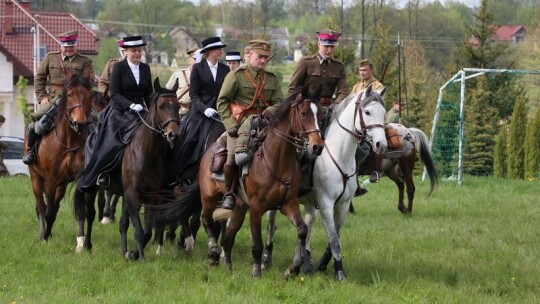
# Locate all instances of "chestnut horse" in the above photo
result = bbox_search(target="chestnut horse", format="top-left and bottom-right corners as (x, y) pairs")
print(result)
(25, 72), (93, 241)
(199, 87), (324, 278)
(74, 78), (181, 261)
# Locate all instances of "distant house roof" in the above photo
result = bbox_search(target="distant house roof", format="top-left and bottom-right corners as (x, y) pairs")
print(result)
(469, 25), (526, 46)
(0, 0), (99, 77)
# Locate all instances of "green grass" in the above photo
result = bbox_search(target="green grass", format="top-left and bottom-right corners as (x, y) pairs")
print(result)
(1, 176), (539, 303)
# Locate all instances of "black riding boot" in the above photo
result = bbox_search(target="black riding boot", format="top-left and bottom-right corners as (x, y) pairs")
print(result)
(354, 143), (369, 197)
(23, 124), (38, 165)
(220, 164), (239, 210)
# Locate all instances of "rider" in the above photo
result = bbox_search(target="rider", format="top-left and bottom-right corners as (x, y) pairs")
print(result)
(23, 31), (96, 165)
(165, 47), (199, 122)
(351, 59), (386, 186)
(215, 39), (283, 214)
(98, 39), (125, 95)
(225, 51), (243, 71)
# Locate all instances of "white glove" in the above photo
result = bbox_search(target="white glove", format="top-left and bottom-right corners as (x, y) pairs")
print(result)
(129, 103), (144, 112)
(204, 108), (218, 118)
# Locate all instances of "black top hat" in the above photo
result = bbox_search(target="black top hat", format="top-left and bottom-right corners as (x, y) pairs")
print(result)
(122, 35), (147, 48)
(225, 51), (242, 62)
(201, 37), (226, 53)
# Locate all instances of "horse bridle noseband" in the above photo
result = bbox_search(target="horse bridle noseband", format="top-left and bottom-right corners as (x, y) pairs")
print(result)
(136, 92), (180, 137)
(336, 92), (385, 144)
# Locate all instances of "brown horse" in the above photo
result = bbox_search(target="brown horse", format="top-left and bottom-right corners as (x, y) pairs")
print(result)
(199, 87), (324, 277)
(357, 123), (438, 214)
(25, 72), (93, 241)
(74, 78), (181, 261)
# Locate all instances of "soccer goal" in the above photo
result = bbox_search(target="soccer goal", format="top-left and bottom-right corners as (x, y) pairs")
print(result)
(424, 68), (540, 185)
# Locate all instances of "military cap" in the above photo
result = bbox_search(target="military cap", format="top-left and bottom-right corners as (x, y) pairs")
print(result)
(225, 51), (242, 62)
(186, 47), (199, 56)
(201, 37), (227, 53)
(359, 59), (373, 67)
(317, 29), (341, 46)
(249, 39), (271, 57)
(122, 35), (146, 48)
(57, 31), (78, 46)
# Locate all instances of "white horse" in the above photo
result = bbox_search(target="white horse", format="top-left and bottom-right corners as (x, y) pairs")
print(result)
(266, 86), (388, 280)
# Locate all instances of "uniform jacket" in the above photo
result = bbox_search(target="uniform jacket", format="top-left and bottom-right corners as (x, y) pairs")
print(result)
(35, 51), (96, 100)
(166, 68), (192, 104)
(189, 60), (230, 113)
(98, 57), (122, 94)
(351, 76), (384, 93)
(385, 108), (400, 124)
(217, 64), (283, 130)
(288, 53), (348, 104)
(109, 59), (153, 111)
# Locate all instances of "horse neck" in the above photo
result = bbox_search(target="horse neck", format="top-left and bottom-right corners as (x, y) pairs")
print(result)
(325, 102), (359, 163)
(138, 110), (166, 155)
(263, 120), (298, 167)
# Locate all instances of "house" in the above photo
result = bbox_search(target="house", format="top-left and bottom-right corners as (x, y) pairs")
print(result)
(169, 27), (199, 63)
(469, 25), (526, 46)
(0, 0), (99, 138)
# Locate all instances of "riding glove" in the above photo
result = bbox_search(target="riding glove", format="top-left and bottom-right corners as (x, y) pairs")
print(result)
(129, 103), (144, 112)
(204, 108), (218, 118)
(228, 126), (239, 138)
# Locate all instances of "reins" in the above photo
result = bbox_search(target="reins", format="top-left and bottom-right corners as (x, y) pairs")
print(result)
(134, 92), (180, 137)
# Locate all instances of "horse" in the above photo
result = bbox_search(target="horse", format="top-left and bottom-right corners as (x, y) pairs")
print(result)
(74, 78), (181, 261)
(25, 71), (93, 241)
(357, 123), (438, 214)
(263, 86), (388, 280)
(199, 86), (325, 278)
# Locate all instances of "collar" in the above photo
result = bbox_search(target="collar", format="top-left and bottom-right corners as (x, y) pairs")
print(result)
(127, 59), (139, 69)
(62, 54), (75, 62)
(206, 60), (218, 68)
(317, 53), (331, 64)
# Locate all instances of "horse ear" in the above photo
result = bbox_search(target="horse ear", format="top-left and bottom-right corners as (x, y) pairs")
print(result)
(153, 77), (161, 92)
(171, 78), (179, 93)
(379, 86), (387, 97)
(365, 83), (373, 97)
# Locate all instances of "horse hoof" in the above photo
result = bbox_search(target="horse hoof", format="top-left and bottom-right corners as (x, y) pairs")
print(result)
(75, 236), (85, 253)
(251, 263), (262, 278)
(335, 270), (346, 281)
(100, 217), (111, 225)
(156, 245), (164, 256)
(226, 262), (232, 273)
(261, 252), (272, 270)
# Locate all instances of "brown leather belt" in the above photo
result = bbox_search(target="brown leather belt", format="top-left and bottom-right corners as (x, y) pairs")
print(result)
(320, 97), (332, 106)
(245, 108), (264, 115)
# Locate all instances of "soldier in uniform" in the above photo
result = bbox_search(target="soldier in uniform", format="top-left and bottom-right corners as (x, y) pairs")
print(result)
(215, 39), (283, 212)
(98, 39), (125, 95)
(23, 31), (96, 164)
(166, 47), (199, 122)
(351, 59), (384, 93)
(224, 51), (242, 71)
(288, 29), (348, 118)
(386, 99), (401, 124)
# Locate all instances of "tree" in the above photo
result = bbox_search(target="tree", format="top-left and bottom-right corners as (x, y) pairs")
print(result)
(524, 107), (540, 179)
(506, 96), (528, 179)
(493, 122), (508, 178)
(16, 76), (32, 127)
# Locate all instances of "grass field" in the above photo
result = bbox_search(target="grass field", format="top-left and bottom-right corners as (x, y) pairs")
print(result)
(1, 175), (539, 303)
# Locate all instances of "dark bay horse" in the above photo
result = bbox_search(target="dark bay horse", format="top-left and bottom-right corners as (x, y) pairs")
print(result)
(357, 123), (438, 214)
(199, 87), (324, 278)
(25, 72), (93, 241)
(74, 78), (181, 260)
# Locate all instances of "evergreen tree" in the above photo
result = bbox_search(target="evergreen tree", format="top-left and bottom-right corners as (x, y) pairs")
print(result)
(524, 107), (540, 179)
(493, 122), (508, 178)
(506, 96), (528, 179)
(463, 77), (497, 176)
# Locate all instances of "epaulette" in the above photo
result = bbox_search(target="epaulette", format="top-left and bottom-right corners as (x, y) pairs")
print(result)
(45, 51), (61, 57)
(234, 64), (249, 74)
(302, 54), (319, 61)
(331, 58), (345, 65)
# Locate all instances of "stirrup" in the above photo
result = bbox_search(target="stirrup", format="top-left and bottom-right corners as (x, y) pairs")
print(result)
(96, 173), (110, 187)
(369, 171), (381, 183)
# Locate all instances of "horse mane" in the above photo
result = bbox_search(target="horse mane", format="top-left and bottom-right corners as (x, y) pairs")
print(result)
(270, 87), (320, 128)
(56, 75), (93, 124)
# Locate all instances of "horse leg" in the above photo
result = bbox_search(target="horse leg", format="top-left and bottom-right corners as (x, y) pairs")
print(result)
(281, 201), (308, 280)
(202, 198), (221, 266)
(315, 202), (346, 281)
(43, 184), (66, 240)
(331, 201), (350, 281)
(153, 222), (164, 256)
(386, 165), (406, 214)
(400, 159), (415, 214)
(110, 195), (120, 221)
(222, 203), (248, 273)
(74, 188), (96, 252)
(119, 200), (130, 259)
(100, 191), (115, 224)
(190, 206), (202, 240)
(31, 176), (47, 241)
(97, 189), (105, 222)
(302, 204), (318, 274)
(262, 210), (277, 270)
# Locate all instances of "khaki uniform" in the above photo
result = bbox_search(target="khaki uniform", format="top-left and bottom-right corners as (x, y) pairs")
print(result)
(166, 68), (192, 104)
(34, 51), (96, 117)
(386, 108), (400, 124)
(98, 58), (121, 94)
(288, 53), (348, 106)
(351, 76), (384, 93)
(217, 64), (283, 156)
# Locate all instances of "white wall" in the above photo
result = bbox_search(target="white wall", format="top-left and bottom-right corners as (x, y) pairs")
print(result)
(0, 52), (31, 138)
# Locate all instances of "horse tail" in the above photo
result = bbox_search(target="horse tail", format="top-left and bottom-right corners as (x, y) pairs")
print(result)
(410, 128), (438, 195)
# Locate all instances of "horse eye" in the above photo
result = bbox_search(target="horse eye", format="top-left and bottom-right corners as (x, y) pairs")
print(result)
(364, 110), (371, 116)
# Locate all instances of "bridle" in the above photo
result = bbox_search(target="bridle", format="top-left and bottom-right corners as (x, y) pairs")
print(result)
(336, 91), (385, 144)
(64, 82), (92, 133)
(136, 92), (180, 137)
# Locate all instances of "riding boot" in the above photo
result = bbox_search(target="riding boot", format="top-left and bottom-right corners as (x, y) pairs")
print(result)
(354, 164), (368, 197)
(369, 154), (383, 183)
(220, 164), (239, 210)
(23, 124), (38, 165)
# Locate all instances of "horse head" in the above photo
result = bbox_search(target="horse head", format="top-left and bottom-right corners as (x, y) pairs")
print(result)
(60, 71), (93, 134)
(91, 87), (109, 113)
(357, 85), (388, 153)
(272, 84), (324, 159)
(149, 77), (180, 148)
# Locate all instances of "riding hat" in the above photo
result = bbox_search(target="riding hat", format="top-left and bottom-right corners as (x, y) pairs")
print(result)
(186, 47), (199, 56)
(225, 51), (242, 62)
(57, 31), (78, 46)
(201, 37), (227, 53)
(122, 35), (146, 48)
(317, 29), (341, 46)
(249, 39), (272, 57)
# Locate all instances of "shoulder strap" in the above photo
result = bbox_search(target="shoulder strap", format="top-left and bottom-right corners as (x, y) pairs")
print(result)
(181, 69), (189, 85)
(242, 69), (269, 107)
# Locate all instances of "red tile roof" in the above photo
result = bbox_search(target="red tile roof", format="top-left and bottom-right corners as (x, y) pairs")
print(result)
(493, 25), (525, 42)
(0, 0), (99, 77)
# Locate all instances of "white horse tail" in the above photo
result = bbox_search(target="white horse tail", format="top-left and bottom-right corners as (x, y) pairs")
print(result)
(409, 128), (438, 195)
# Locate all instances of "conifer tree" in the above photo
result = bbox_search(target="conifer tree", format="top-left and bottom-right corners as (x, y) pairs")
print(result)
(506, 96), (528, 179)
(524, 107), (540, 179)
(493, 122), (508, 178)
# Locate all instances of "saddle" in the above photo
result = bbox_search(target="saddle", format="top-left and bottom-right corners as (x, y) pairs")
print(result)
(385, 126), (403, 149)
